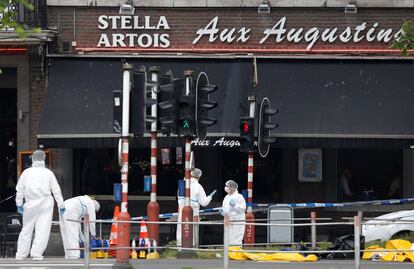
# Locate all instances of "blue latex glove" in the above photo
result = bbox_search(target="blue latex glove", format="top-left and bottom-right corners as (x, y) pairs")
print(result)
(17, 206), (24, 215)
(59, 206), (66, 215)
(208, 189), (217, 198)
(219, 209), (225, 216)
(229, 199), (236, 207)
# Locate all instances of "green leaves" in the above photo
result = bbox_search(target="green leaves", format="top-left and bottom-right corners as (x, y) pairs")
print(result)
(0, 0), (36, 38)
(392, 20), (414, 56)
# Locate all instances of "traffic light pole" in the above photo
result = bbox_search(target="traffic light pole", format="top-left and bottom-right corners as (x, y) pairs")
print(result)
(147, 67), (160, 246)
(181, 137), (194, 253)
(244, 96), (256, 245)
(181, 70), (194, 255)
(115, 63), (132, 268)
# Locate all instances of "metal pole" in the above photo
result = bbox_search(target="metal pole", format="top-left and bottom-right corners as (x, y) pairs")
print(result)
(244, 96), (255, 244)
(358, 211), (363, 225)
(181, 70), (194, 255)
(354, 215), (361, 269)
(115, 62), (132, 267)
(121, 63), (131, 212)
(223, 215), (229, 269)
(181, 137), (194, 251)
(147, 66), (160, 245)
(311, 211), (316, 249)
(84, 213), (90, 269)
(99, 222), (102, 239)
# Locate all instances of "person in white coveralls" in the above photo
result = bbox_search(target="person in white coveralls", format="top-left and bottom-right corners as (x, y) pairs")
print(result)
(221, 180), (246, 246)
(60, 195), (100, 259)
(176, 168), (216, 247)
(15, 149), (65, 260)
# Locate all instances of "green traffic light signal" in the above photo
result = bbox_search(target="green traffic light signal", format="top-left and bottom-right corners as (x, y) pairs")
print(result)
(183, 120), (190, 129)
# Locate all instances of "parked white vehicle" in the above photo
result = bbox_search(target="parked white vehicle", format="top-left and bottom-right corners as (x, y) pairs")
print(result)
(362, 210), (414, 242)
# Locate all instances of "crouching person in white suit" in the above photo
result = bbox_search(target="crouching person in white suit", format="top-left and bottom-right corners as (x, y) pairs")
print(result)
(59, 195), (100, 259)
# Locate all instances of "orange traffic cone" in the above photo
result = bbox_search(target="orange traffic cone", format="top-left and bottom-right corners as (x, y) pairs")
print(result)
(108, 205), (120, 257)
(138, 220), (150, 259)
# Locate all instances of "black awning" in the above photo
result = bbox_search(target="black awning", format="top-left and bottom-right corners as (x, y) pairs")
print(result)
(38, 59), (123, 140)
(38, 57), (251, 148)
(38, 57), (414, 149)
(258, 58), (414, 139)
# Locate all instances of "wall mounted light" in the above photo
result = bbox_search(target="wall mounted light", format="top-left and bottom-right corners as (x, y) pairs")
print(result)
(258, 0), (270, 14)
(119, 0), (135, 15)
(345, 0), (357, 14)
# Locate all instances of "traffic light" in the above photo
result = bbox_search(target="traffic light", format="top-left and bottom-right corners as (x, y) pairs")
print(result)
(130, 65), (156, 135)
(158, 70), (183, 135)
(195, 72), (218, 140)
(177, 94), (196, 137)
(113, 90), (122, 133)
(258, 97), (278, 157)
(176, 70), (196, 137)
(239, 117), (254, 153)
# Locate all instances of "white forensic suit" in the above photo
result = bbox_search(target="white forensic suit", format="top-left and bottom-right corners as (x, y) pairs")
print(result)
(222, 190), (246, 245)
(176, 177), (212, 247)
(15, 161), (64, 260)
(60, 195), (97, 259)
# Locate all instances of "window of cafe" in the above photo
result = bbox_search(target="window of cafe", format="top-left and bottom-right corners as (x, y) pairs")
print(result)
(337, 149), (402, 202)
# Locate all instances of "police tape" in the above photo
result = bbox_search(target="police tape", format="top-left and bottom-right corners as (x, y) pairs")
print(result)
(0, 194), (15, 204)
(250, 197), (414, 209)
(100, 197), (414, 222)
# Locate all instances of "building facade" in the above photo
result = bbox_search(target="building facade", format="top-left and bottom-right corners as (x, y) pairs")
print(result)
(2, 1), (414, 222)
(0, 0), (58, 212)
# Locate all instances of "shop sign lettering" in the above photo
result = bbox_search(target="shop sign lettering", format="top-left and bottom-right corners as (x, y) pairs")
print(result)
(97, 15), (171, 48)
(193, 16), (402, 50)
(96, 15), (402, 50)
(191, 137), (240, 148)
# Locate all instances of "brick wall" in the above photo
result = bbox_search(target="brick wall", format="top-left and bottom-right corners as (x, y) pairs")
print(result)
(47, 7), (414, 54)
(29, 76), (46, 150)
(28, 71), (63, 184)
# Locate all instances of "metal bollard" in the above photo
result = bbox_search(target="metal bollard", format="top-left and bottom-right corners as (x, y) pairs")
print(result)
(99, 221), (102, 239)
(311, 211), (316, 249)
(223, 215), (229, 269)
(357, 211), (363, 227)
(84, 213), (90, 269)
(354, 215), (361, 269)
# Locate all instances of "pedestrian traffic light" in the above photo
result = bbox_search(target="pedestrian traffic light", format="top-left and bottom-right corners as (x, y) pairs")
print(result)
(195, 72), (218, 140)
(240, 117), (254, 153)
(258, 97), (278, 158)
(158, 70), (183, 135)
(130, 65), (156, 135)
(177, 94), (196, 137)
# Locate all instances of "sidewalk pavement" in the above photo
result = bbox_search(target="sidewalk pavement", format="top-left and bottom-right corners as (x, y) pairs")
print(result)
(1, 258), (414, 269)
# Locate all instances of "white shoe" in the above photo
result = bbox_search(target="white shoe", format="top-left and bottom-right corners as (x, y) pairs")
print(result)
(32, 256), (43, 261)
(15, 256), (24, 260)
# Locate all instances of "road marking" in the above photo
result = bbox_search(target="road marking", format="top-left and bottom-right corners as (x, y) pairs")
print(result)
(0, 263), (113, 267)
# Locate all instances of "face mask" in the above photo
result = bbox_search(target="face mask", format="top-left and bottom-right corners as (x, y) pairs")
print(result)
(224, 186), (230, 194)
